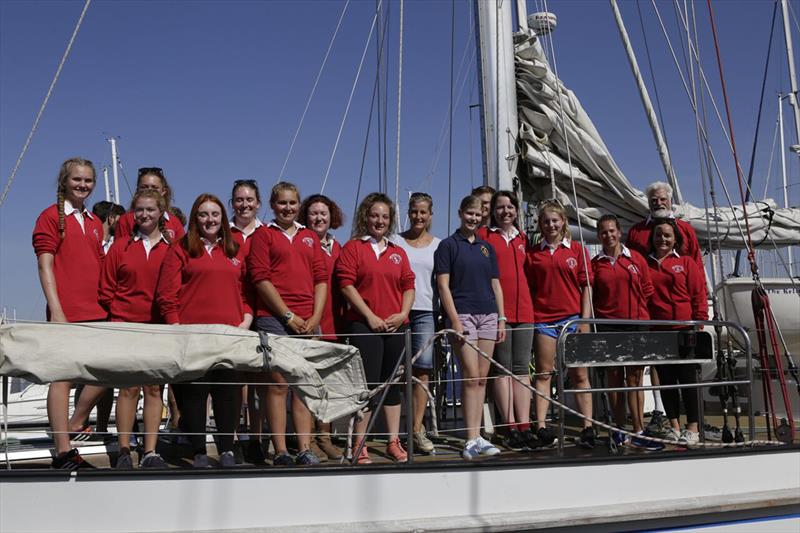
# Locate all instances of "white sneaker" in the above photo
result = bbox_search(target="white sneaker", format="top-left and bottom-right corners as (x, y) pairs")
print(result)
(679, 429), (700, 448)
(462, 438), (481, 460)
(664, 428), (681, 443)
(476, 436), (501, 456)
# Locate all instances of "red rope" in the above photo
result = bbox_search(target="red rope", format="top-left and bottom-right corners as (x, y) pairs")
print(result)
(705, 0), (758, 276)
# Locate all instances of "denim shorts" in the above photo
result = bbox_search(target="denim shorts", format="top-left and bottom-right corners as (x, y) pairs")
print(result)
(448, 313), (498, 341)
(254, 316), (321, 337)
(409, 310), (435, 370)
(534, 314), (579, 339)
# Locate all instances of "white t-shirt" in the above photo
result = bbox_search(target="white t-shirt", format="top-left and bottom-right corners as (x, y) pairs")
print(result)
(391, 234), (441, 312)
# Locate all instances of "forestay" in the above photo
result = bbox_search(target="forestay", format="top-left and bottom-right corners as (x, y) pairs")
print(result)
(0, 322), (368, 423)
(515, 37), (800, 248)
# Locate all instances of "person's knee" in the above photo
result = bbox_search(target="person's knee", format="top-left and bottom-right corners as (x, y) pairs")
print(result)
(119, 387), (141, 399)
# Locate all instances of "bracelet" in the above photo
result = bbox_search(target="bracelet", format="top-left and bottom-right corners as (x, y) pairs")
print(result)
(498, 316), (507, 322)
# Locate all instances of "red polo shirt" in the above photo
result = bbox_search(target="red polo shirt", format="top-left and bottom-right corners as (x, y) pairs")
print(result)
(336, 238), (416, 323)
(116, 211), (185, 242)
(647, 252), (708, 323)
(591, 247), (653, 320)
(246, 223), (328, 320)
(98, 235), (170, 323)
(32, 203), (106, 322)
(478, 227), (534, 323)
(319, 237), (346, 340)
(525, 238), (592, 323)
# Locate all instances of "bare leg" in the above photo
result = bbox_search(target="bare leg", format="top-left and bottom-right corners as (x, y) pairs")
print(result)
(626, 367), (644, 432)
(115, 386), (141, 451)
(142, 385), (163, 453)
(291, 393), (313, 451)
(412, 369), (430, 433)
(266, 372), (289, 454)
(569, 367), (593, 428)
(606, 368), (627, 428)
(383, 404), (402, 442)
(48, 382), (73, 454)
(166, 385), (180, 430)
(68, 384), (107, 432)
(534, 334), (555, 429)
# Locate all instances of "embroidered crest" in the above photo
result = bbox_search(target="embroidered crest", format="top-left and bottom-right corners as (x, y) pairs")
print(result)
(480, 245), (489, 257)
(566, 257), (578, 269)
(518, 244), (525, 254)
(671, 264), (685, 273)
(93, 228), (100, 241)
(302, 236), (314, 248)
(627, 264), (640, 275)
(229, 257), (241, 267)
(389, 253), (402, 265)
(165, 229), (176, 240)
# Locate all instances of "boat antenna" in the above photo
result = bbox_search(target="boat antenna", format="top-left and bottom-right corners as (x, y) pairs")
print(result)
(0, 0), (92, 210)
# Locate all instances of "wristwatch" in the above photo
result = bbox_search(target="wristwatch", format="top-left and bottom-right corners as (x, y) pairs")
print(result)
(283, 310), (294, 323)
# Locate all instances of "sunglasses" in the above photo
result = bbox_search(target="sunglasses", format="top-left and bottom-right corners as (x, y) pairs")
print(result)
(138, 167), (164, 178)
(234, 179), (259, 188)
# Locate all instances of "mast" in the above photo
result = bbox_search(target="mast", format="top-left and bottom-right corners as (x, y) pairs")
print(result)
(102, 166), (110, 202)
(780, 0), (800, 156)
(779, 94), (794, 276)
(108, 137), (120, 204)
(474, 0), (518, 191)
(609, 0), (683, 204)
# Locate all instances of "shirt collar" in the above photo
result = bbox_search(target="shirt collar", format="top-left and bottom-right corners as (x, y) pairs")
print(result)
(63, 199), (94, 219)
(596, 244), (632, 261)
(488, 225), (520, 238)
(231, 218), (263, 234)
(645, 212), (675, 224)
(540, 237), (570, 251)
(649, 249), (680, 261)
(201, 236), (221, 247)
(360, 234), (390, 246)
(268, 220), (305, 232)
(134, 231), (169, 245)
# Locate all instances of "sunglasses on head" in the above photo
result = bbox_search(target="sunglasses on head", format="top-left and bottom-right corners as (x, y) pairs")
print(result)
(234, 179), (258, 188)
(138, 167), (164, 178)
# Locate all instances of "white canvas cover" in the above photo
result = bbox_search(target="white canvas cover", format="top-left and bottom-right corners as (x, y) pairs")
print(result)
(0, 322), (368, 423)
(515, 38), (800, 248)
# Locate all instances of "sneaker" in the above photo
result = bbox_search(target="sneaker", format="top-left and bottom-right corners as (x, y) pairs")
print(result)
(139, 452), (167, 469)
(413, 429), (435, 454)
(646, 410), (666, 434)
(295, 449), (321, 466)
(520, 428), (538, 450)
(52, 448), (95, 470)
(116, 449), (133, 470)
(679, 429), (700, 448)
(461, 438), (481, 460)
(309, 439), (329, 463)
(536, 426), (557, 447)
(69, 425), (95, 442)
(193, 453), (210, 468)
(476, 436), (501, 456)
(219, 451), (237, 468)
(506, 428), (528, 451)
(317, 434), (343, 460)
(355, 442), (372, 465)
(386, 439), (408, 463)
(663, 428), (681, 443)
(272, 452), (294, 466)
(579, 426), (597, 449)
(611, 431), (628, 448)
(630, 431), (665, 451)
(703, 424), (722, 441)
(244, 440), (266, 464)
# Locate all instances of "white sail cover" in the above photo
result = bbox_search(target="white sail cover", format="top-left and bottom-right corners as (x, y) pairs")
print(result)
(0, 322), (369, 423)
(515, 38), (800, 248)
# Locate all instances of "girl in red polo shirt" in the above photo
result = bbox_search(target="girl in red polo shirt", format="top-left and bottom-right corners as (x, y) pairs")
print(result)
(247, 182), (328, 466)
(647, 219), (708, 447)
(33, 157), (109, 469)
(298, 193), (346, 461)
(524, 200), (595, 448)
(336, 193), (415, 464)
(98, 190), (171, 469)
(479, 191), (535, 450)
(592, 214), (658, 449)
(156, 193), (253, 468)
(115, 167), (185, 241)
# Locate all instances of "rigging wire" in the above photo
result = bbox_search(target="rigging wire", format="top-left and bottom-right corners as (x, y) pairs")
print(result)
(447, 0), (455, 235)
(394, 0), (404, 219)
(320, 2), (381, 194)
(276, 0), (350, 184)
(0, 0), (92, 210)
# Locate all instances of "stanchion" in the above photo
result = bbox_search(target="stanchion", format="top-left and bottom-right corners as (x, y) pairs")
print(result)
(2, 376), (9, 469)
(405, 328), (414, 463)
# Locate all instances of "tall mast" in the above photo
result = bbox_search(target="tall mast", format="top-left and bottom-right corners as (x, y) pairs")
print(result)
(779, 94), (794, 276)
(108, 137), (120, 204)
(609, 0), (683, 204)
(474, 0), (518, 191)
(780, 0), (800, 155)
(102, 166), (110, 202)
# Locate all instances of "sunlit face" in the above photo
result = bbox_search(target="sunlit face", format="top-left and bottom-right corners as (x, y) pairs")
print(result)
(367, 202), (391, 240)
(196, 200), (223, 241)
(232, 185), (260, 224)
(63, 165), (96, 206)
(653, 223), (676, 257)
(271, 189), (300, 227)
(598, 219), (621, 252)
(478, 192), (492, 220)
(649, 188), (672, 218)
(134, 197), (163, 235)
(459, 204), (483, 232)
(307, 201), (331, 239)
(137, 174), (166, 196)
(493, 195), (517, 228)
(408, 200), (432, 232)
(539, 209), (565, 243)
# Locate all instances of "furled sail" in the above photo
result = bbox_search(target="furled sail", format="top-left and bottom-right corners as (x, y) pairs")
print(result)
(515, 38), (800, 248)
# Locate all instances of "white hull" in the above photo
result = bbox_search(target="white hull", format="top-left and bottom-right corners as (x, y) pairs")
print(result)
(715, 278), (800, 355)
(1, 449), (797, 532)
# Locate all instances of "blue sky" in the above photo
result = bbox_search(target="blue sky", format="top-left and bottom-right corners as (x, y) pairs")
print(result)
(1, 0), (797, 319)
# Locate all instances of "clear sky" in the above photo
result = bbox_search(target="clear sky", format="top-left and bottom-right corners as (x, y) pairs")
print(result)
(1, 0), (797, 319)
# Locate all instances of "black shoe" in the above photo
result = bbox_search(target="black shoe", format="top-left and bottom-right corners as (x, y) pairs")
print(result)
(244, 440), (266, 464)
(579, 426), (597, 449)
(646, 410), (666, 435)
(520, 428), (538, 450)
(506, 428), (528, 451)
(52, 448), (95, 470)
(233, 441), (245, 465)
(536, 426), (557, 447)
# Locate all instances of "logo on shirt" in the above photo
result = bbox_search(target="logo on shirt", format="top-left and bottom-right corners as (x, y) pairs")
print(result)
(627, 264), (640, 275)
(165, 229), (176, 240)
(566, 257), (578, 269)
(389, 253), (402, 265)
(229, 257), (241, 267)
(671, 265), (685, 274)
(92, 228), (100, 241)
(480, 245), (490, 257)
(302, 236), (314, 248)
(518, 244), (525, 254)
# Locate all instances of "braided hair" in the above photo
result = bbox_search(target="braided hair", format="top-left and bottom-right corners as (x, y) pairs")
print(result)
(56, 157), (96, 239)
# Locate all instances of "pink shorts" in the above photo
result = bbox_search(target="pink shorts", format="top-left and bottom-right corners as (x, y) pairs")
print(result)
(449, 313), (498, 341)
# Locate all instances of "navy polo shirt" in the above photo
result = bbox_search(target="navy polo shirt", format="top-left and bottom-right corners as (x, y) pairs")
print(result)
(434, 230), (499, 314)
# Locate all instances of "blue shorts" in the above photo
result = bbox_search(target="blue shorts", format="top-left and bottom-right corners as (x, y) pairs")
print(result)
(409, 310), (435, 370)
(534, 314), (580, 339)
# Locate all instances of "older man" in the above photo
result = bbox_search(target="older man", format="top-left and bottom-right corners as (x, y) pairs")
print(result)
(626, 181), (704, 271)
